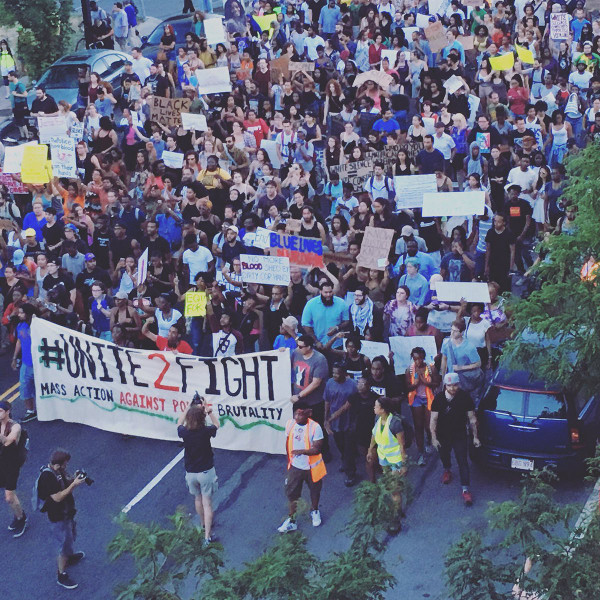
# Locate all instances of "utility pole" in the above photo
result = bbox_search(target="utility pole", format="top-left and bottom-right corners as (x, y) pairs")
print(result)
(81, 0), (94, 49)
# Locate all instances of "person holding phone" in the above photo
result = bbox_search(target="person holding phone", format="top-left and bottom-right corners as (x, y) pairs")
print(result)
(177, 401), (220, 546)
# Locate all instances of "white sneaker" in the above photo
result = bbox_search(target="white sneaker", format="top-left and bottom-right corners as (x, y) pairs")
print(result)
(277, 517), (297, 533)
(311, 510), (322, 527)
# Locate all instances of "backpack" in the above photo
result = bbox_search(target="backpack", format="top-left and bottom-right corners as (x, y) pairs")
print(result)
(31, 466), (53, 512)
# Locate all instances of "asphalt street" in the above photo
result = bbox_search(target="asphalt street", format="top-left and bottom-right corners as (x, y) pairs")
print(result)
(1, 339), (592, 600)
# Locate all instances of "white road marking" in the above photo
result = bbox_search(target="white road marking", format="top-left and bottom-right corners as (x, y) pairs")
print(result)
(121, 449), (184, 514)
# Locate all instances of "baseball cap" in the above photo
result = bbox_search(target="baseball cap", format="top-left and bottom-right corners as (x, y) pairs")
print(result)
(227, 225), (239, 234)
(24, 228), (36, 237)
(444, 372), (460, 385)
(282, 316), (298, 331)
(12, 249), (24, 266)
(65, 223), (78, 232)
(401, 225), (415, 237)
(115, 291), (129, 300)
(84, 252), (96, 261)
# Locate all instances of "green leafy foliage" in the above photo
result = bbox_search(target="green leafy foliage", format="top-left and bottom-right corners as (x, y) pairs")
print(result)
(503, 142), (600, 399)
(445, 461), (600, 600)
(0, 0), (75, 79)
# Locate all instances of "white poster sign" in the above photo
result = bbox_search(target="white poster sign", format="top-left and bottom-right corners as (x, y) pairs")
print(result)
(31, 318), (292, 454)
(549, 13), (569, 40)
(195, 67), (232, 95)
(444, 74), (465, 94)
(434, 281), (491, 303)
(389, 335), (438, 375)
(70, 122), (84, 142)
(137, 247), (148, 285)
(421, 191), (485, 217)
(205, 17), (227, 46)
(2, 141), (38, 174)
(38, 116), (68, 144)
(343, 339), (389, 363)
(395, 174), (438, 209)
(416, 13), (433, 28)
(240, 254), (290, 285)
(181, 112), (208, 131)
(49, 136), (77, 178)
(161, 150), (185, 169)
(260, 139), (282, 169)
(254, 226), (273, 250)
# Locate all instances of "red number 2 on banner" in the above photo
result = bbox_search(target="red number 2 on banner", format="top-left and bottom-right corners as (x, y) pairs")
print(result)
(148, 353), (180, 392)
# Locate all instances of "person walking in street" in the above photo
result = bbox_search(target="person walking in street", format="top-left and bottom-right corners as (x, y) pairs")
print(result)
(278, 406), (327, 533)
(367, 396), (407, 534)
(430, 372), (481, 507)
(36, 449), (87, 590)
(7, 71), (29, 140)
(0, 39), (16, 99)
(11, 304), (37, 423)
(0, 400), (27, 538)
(112, 3), (130, 51)
(291, 334), (331, 459)
(177, 401), (220, 546)
(324, 363), (358, 486)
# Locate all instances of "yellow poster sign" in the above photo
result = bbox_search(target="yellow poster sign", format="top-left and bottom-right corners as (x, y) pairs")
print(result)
(21, 145), (50, 184)
(184, 291), (207, 317)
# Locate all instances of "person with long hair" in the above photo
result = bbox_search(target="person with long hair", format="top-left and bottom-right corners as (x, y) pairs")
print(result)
(177, 401), (220, 546)
(0, 40), (16, 99)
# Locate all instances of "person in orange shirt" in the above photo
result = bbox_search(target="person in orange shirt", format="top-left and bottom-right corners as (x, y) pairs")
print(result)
(52, 178), (85, 217)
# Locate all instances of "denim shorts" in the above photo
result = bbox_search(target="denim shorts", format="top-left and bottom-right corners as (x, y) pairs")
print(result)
(50, 518), (76, 557)
(411, 395), (429, 408)
(185, 467), (218, 498)
(19, 363), (34, 400)
(379, 457), (404, 472)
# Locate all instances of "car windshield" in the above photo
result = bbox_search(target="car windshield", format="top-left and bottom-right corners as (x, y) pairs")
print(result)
(37, 65), (83, 89)
(526, 393), (567, 420)
(480, 387), (525, 416)
(147, 20), (192, 45)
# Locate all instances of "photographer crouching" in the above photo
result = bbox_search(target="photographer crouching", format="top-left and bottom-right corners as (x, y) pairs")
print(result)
(36, 449), (91, 590)
(177, 394), (220, 547)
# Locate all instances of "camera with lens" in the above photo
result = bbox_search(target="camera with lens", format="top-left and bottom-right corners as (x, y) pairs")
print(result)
(191, 391), (204, 406)
(74, 469), (94, 486)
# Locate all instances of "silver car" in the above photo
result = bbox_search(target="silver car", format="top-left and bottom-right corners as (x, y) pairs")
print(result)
(27, 49), (133, 109)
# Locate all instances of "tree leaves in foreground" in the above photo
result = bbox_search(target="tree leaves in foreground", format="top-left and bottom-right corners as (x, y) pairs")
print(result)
(110, 474), (402, 600)
(503, 141), (600, 399)
(445, 464), (600, 600)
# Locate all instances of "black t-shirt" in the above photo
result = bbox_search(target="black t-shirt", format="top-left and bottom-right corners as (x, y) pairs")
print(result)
(142, 235), (171, 259)
(351, 390), (378, 436)
(178, 424), (217, 472)
(31, 95), (58, 115)
(503, 199), (533, 237)
(75, 267), (112, 299)
(42, 221), (65, 249)
(485, 227), (516, 269)
(110, 235), (133, 264)
(92, 230), (112, 269)
(366, 372), (398, 398)
(42, 273), (74, 295)
(38, 468), (76, 522)
(430, 390), (474, 439)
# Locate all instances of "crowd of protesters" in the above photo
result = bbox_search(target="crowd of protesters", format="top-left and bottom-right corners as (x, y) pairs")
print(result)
(0, 0), (591, 538)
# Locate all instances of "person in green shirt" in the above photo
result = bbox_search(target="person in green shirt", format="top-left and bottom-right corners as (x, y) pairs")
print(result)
(7, 71), (28, 140)
(574, 41), (600, 73)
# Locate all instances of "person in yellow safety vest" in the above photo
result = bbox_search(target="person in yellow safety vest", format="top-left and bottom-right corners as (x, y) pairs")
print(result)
(278, 407), (327, 533)
(0, 40), (16, 100)
(367, 396), (407, 534)
(405, 346), (439, 467)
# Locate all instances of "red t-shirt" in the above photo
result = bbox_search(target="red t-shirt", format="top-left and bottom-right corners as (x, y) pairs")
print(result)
(156, 336), (193, 354)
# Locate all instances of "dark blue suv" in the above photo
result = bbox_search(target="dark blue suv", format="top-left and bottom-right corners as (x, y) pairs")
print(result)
(472, 369), (599, 475)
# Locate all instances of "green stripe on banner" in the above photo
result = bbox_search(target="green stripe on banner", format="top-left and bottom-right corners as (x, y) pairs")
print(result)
(219, 415), (285, 431)
(39, 394), (177, 423)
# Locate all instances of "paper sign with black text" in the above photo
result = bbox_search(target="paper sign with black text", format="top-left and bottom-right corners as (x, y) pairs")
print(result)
(240, 254), (290, 285)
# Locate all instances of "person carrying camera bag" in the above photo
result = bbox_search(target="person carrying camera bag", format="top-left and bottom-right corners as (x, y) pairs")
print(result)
(37, 449), (87, 590)
(177, 399), (220, 547)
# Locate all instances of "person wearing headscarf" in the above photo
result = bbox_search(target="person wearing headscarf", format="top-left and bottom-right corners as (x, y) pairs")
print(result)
(349, 285), (374, 336)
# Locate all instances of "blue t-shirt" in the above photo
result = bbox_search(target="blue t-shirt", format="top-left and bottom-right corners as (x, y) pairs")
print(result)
(441, 337), (480, 373)
(17, 321), (33, 367)
(23, 212), (47, 242)
(89, 296), (112, 333)
(301, 296), (349, 346)
(273, 334), (297, 356)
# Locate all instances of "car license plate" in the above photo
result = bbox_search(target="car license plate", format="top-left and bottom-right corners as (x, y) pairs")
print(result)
(511, 457), (534, 471)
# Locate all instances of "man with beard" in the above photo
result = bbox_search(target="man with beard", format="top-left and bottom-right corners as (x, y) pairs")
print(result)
(393, 238), (438, 282)
(301, 280), (350, 352)
(220, 225), (245, 265)
(141, 322), (192, 354)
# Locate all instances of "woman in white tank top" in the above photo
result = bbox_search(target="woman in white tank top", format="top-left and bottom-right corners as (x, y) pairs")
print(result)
(545, 112), (572, 167)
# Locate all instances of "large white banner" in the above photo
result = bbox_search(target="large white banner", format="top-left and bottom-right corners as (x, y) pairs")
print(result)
(421, 191), (485, 217)
(31, 318), (292, 454)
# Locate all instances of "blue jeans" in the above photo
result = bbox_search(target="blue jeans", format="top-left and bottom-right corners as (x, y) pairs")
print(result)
(565, 114), (583, 147)
(19, 363), (34, 400)
(190, 316), (205, 356)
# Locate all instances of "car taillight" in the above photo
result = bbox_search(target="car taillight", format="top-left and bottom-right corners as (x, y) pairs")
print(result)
(570, 427), (583, 449)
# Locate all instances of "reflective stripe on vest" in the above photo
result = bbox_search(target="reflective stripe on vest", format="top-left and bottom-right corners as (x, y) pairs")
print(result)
(285, 418), (327, 482)
(374, 416), (403, 464)
(407, 362), (435, 410)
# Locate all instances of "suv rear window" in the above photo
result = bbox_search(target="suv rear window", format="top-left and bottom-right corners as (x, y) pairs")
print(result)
(526, 393), (567, 420)
(480, 387), (525, 416)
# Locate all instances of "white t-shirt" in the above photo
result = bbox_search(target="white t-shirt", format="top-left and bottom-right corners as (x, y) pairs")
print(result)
(287, 420), (323, 470)
(155, 308), (183, 337)
(304, 35), (325, 60)
(183, 246), (214, 284)
(465, 317), (491, 349)
(131, 56), (153, 83)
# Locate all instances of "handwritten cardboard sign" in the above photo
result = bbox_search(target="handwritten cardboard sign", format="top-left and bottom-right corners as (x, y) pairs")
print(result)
(549, 13), (569, 40)
(49, 136), (77, 179)
(357, 226), (394, 270)
(38, 116), (67, 144)
(268, 232), (324, 268)
(425, 20), (447, 53)
(288, 61), (315, 73)
(149, 97), (192, 128)
(240, 254), (290, 285)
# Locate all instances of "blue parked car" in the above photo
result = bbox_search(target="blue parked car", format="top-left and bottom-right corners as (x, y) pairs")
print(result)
(472, 369), (599, 476)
